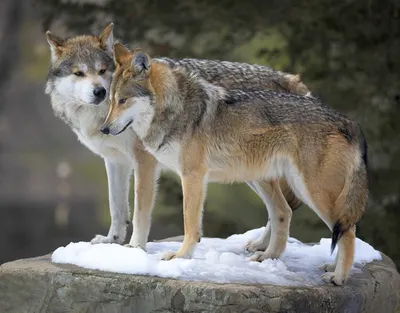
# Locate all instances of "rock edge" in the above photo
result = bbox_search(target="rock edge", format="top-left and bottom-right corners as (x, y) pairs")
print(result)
(0, 252), (399, 313)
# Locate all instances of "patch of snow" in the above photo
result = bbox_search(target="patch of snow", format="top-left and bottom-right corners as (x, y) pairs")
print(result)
(52, 227), (381, 286)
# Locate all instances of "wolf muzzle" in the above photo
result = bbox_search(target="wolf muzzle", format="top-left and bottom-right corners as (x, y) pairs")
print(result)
(100, 120), (133, 135)
(93, 86), (107, 104)
(100, 126), (110, 134)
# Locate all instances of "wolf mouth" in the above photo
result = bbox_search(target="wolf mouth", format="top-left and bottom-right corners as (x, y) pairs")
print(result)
(92, 97), (107, 105)
(117, 120), (133, 135)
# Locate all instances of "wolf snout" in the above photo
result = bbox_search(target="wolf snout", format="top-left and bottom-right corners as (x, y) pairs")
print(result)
(100, 126), (110, 135)
(93, 86), (106, 103)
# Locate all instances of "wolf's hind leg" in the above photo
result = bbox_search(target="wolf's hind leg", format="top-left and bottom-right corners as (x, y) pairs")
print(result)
(245, 179), (301, 253)
(321, 253), (338, 272)
(322, 226), (355, 286)
(245, 220), (271, 252)
(245, 181), (271, 252)
(91, 160), (131, 245)
(249, 180), (292, 261)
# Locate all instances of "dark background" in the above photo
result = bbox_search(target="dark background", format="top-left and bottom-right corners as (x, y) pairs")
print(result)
(0, 0), (399, 268)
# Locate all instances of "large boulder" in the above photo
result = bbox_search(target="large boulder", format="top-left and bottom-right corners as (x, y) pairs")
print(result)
(0, 252), (399, 313)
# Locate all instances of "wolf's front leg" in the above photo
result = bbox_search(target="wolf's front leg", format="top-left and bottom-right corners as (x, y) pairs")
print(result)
(126, 152), (159, 250)
(162, 169), (207, 260)
(91, 160), (132, 245)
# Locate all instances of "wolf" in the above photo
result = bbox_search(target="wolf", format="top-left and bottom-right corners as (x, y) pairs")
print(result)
(44, 24), (309, 258)
(102, 44), (369, 286)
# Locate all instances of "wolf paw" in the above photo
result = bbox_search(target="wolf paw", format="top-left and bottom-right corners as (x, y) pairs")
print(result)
(162, 251), (177, 261)
(249, 250), (279, 262)
(162, 251), (190, 261)
(245, 238), (269, 253)
(321, 272), (345, 286)
(90, 234), (124, 245)
(124, 243), (146, 251)
(320, 263), (336, 272)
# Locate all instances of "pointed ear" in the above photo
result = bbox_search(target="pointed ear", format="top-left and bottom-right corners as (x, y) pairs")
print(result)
(132, 49), (151, 77)
(46, 31), (64, 62)
(98, 23), (114, 54)
(113, 42), (132, 68)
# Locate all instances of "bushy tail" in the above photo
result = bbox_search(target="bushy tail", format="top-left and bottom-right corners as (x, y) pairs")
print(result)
(331, 126), (369, 253)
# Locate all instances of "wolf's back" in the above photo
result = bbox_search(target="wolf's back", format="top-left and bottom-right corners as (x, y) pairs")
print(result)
(158, 58), (310, 96)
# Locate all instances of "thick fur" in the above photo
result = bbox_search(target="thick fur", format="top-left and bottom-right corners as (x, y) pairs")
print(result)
(104, 46), (368, 286)
(158, 57), (310, 97)
(45, 25), (309, 255)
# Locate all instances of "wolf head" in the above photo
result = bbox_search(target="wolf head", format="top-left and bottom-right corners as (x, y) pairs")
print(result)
(101, 43), (157, 136)
(45, 24), (114, 106)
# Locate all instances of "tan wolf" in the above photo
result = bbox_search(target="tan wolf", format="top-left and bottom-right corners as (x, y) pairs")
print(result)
(102, 43), (369, 286)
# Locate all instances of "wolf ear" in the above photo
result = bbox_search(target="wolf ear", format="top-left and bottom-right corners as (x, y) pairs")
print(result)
(132, 50), (151, 77)
(98, 23), (114, 54)
(46, 31), (64, 62)
(113, 42), (132, 67)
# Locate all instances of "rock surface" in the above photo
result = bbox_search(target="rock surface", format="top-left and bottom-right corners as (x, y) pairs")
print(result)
(0, 251), (399, 313)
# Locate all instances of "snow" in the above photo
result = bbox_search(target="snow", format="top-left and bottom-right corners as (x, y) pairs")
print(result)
(52, 227), (381, 286)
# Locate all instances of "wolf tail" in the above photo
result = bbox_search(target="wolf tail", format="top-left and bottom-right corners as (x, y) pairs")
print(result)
(331, 124), (369, 253)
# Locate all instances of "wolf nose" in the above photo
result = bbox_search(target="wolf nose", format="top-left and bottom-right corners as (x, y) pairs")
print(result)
(93, 87), (106, 99)
(100, 126), (110, 135)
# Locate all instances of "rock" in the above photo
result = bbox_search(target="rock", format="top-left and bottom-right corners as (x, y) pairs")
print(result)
(0, 252), (399, 313)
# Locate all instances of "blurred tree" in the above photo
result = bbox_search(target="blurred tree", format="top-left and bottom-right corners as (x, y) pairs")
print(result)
(0, 0), (22, 89)
(36, 0), (400, 267)
(0, 0), (24, 171)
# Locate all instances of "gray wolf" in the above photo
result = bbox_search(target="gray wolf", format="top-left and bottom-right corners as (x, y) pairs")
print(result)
(44, 24), (310, 260)
(102, 44), (368, 286)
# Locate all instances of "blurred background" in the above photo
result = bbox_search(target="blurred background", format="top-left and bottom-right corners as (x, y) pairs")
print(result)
(0, 0), (399, 269)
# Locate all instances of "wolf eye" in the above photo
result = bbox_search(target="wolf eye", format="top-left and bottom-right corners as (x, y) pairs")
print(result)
(119, 98), (126, 105)
(74, 71), (84, 77)
(99, 69), (106, 75)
